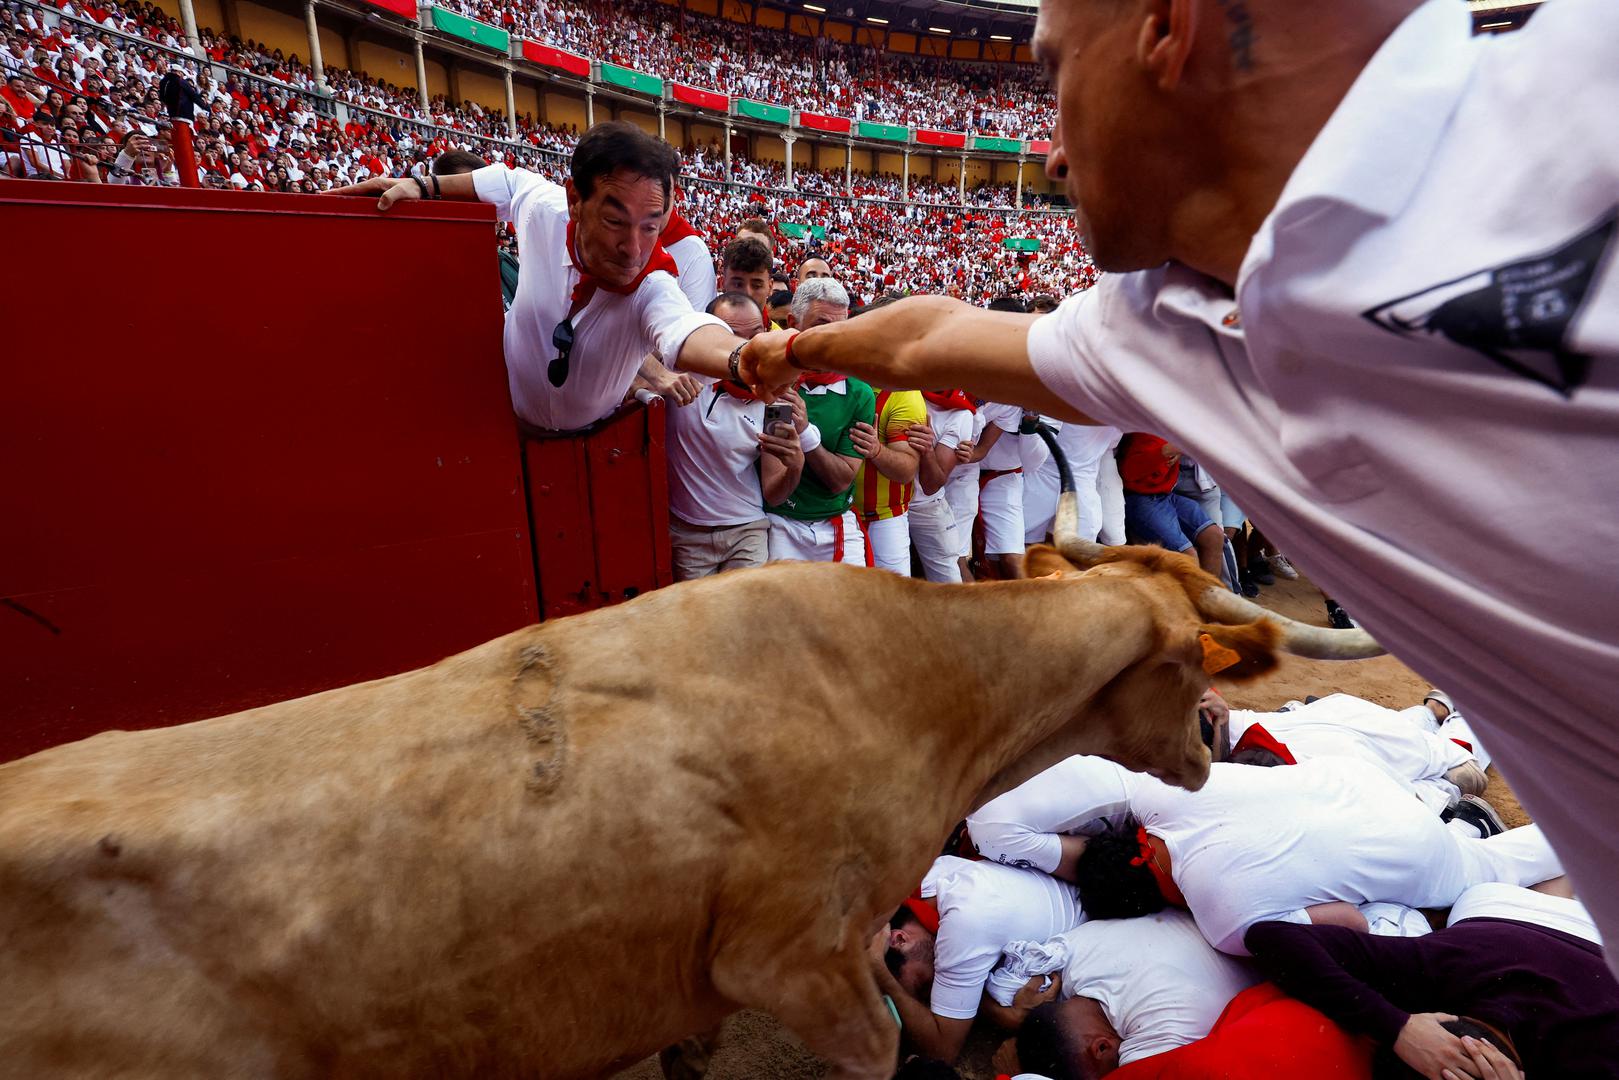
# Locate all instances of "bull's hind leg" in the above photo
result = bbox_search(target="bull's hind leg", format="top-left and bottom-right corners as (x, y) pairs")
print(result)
(714, 947), (898, 1080)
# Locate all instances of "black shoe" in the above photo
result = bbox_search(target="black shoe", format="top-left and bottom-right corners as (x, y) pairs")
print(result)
(1325, 600), (1355, 630)
(1238, 573), (1260, 598)
(1446, 794), (1507, 838)
(1247, 559), (1276, 586)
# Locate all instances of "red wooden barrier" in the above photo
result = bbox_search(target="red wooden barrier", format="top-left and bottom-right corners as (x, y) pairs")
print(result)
(0, 182), (539, 762)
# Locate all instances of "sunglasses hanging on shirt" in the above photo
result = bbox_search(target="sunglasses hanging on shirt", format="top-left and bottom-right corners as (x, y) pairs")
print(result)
(549, 315), (574, 387)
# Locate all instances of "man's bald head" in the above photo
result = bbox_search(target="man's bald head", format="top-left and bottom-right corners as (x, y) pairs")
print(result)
(1035, 0), (1421, 279)
(795, 257), (833, 283)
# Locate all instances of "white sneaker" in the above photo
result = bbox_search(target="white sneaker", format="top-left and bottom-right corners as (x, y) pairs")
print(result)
(1267, 553), (1299, 580)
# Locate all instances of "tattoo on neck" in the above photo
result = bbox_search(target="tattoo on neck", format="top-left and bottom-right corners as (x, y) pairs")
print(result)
(1216, 0), (1257, 72)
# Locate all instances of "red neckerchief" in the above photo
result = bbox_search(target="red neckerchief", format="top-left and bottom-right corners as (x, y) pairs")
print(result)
(1131, 827), (1187, 908)
(714, 379), (755, 400)
(902, 891), (941, 936)
(797, 372), (845, 389)
(921, 389), (976, 413)
(658, 207), (701, 248)
(564, 219), (680, 323)
(1230, 723), (1297, 765)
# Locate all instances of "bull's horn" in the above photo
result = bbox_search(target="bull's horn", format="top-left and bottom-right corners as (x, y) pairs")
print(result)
(1197, 585), (1386, 660)
(1035, 423), (1107, 565)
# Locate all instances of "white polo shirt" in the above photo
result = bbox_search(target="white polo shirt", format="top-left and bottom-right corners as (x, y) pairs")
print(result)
(920, 855), (1084, 1021)
(665, 382), (767, 527)
(472, 165), (725, 431)
(1027, 0), (1619, 952)
(911, 405), (974, 507)
(976, 402), (1025, 471)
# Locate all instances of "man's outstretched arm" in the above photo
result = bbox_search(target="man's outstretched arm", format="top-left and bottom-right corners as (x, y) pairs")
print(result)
(741, 296), (1093, 423)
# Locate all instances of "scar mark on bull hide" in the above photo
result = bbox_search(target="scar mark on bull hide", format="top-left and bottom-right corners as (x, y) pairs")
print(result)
(98, 834), (122, 858)
(514, 643), (567, 796)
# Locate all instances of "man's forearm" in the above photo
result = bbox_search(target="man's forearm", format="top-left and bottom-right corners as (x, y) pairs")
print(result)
(871, 442), (919, 484)
(676, 324), (745, 380)
(872, 965), (964, 1061)
(918, 446), (953, 495)
(789, 296), (1087, 421)
(806, 446), (859, 491)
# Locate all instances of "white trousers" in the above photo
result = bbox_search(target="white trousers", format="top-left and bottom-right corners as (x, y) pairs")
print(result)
(979, 471), (1026, 556)
(907, 498), (963, 583)
(864, 514), (911, 576)
(944, 467), (980, 559)
(766, 510), (867, 564)
(1096, 450), (1126, 546)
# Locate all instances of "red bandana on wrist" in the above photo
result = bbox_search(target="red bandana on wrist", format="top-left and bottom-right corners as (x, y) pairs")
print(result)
(921, 389), (977, 413)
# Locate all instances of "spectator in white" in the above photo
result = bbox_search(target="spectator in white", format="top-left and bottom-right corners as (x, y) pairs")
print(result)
(1206, 689), (1487, 820)
(976, 400), (1049, 580)
(908, 389), (978, 583)
(795, 256), (833, 282)
(332, 122), (749, 431)
(872, 855), (1085, 1066)
(738, 0), (1619, 960)
(664, 291), (803, 580)
(968, 754), (1562, 957)
(1022, 420), (1117, 549)
(987, 910), (1259, 1073)
(734, 216), (773, 258)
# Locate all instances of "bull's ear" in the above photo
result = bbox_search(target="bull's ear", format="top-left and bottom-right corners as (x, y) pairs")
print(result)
(1023, 545), (1081, 579)
(1194, 620), (1282, 681)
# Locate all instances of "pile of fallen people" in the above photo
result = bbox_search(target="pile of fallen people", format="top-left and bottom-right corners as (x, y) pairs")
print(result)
(876, 689), (1617, 1080)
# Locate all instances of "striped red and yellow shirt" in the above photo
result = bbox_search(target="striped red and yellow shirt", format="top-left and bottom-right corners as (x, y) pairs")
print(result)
(857, 390), (929, 522)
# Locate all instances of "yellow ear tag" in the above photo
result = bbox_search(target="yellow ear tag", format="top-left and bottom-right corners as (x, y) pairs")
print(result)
(1041, 571), (1063, 580)
(1199, 633), (1241, 675)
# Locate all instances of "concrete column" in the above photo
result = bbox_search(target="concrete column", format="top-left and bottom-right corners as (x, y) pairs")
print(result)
(303, 0), (326, 92)
(958, 154), (967, 202)
(504, 67), (516, 138)
(723, 123), (732, 182)
(413, 39), (429, 112)
(902, 149), (909, 201)
(658, 104), (666, 142)
(177, 0), (203, 58)
(1016, 157), (1025, 209)
(585, 88), (595, 128)
(844, 140), (852, 195)
(784, 133), (795, 189)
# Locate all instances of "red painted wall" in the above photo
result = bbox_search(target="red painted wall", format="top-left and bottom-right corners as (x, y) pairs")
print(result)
(0, 182), (540, 762)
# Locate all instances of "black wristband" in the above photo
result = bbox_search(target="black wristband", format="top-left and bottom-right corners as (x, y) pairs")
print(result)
(413, 175), (429, 200)
(727, 343), (744, 383)
(431, 172), (441, 198)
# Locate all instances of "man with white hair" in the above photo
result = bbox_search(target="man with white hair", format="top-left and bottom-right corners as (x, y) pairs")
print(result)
(764, 278), (874, 564)
(739, 0), (1619, 955)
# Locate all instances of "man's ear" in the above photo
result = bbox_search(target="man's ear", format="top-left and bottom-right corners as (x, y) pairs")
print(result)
(1023, 544), (1081, 579)
(564, 177), (580, 221)
(1088, 1031), (1121, 1071)
(1136, 0), (1199, 91)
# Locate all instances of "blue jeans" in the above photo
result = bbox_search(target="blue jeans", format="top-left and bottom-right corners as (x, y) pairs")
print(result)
(1124, 491), (1215, 552)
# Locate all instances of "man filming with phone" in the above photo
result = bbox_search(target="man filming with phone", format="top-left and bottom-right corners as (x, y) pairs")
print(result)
(663, 293), (805, 580)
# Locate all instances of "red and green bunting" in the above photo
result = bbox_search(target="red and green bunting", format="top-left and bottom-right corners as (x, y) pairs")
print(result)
(972, 135), (1022, 154)
(797, 111), (851, 135)
(915, 128), (966, 149)
(1025, 139), (1052, 156)
(600, 62), (662, 97)
(1004, 237), (1041, 252)
(521, 40), (590, 78)
(357, 0), (415, 19)
(736, 99), (791, 125)
(427, 7), (509, 51)
(857, 121), (909, 143)
(671, 83), (728, 113)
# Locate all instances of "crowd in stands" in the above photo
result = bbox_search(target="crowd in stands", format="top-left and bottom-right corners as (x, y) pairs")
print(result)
(436, 0), (1055, 139)
(0, 0), (1091, 299)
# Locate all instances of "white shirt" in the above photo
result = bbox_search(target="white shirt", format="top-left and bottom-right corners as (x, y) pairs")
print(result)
(920, 855), (1084, 1021)
(472, 164), (726, 431)
(1229, 693), (1471, 794)
(976, 402), (1025, 471)
(912, 405), (974, 507)
(1026, 0), (1619, 951)
(969, 755), (1460, 954)
(1056, 911), (1257, 1065)
(664, 230), (717, 312)
(665, 382), (766, 526)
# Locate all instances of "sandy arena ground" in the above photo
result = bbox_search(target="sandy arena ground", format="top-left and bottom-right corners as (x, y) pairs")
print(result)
(612, 573), (1528, 1080)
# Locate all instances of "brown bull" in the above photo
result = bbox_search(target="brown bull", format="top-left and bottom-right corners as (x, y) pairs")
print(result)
(0, 525), (1378, 1079)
